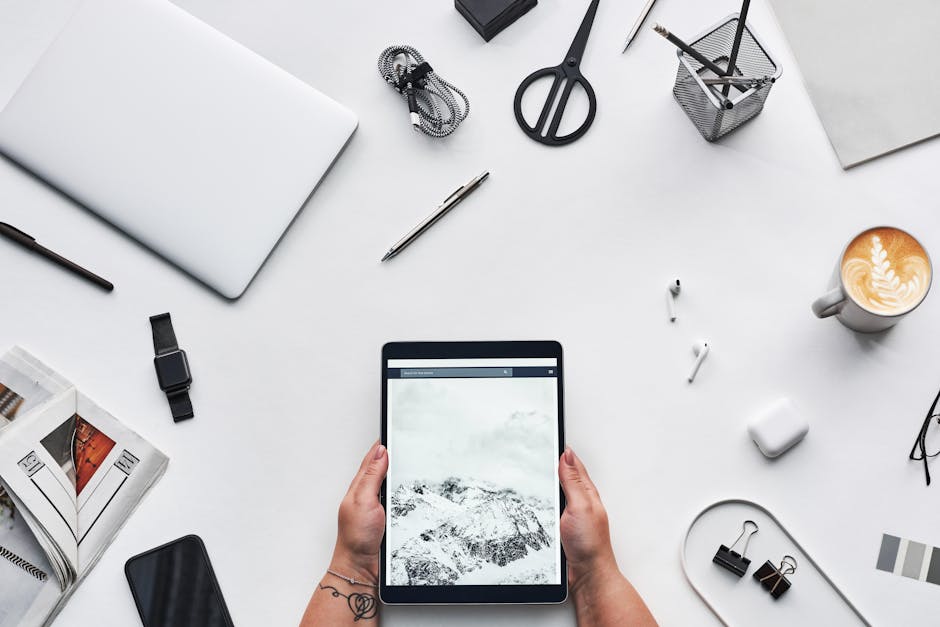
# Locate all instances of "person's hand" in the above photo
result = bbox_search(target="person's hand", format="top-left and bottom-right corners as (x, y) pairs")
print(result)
(558, 446), (619, 592)
(330, 441), (388, 584)
(559, 447), (659, 627)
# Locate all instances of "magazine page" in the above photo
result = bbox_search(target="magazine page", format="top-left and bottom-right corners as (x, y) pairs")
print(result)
(0, 487), (63, 627)
(72, 391), (168, 572)
(0, 390), (83, 627)
(0, 347), (71, 430)
(0, 390), (80, 576)
(0, 348), (75, 627)
(5, 489), (70, 586)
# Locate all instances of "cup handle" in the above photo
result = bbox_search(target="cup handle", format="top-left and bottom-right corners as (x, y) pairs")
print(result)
(812, 287), (846, 318)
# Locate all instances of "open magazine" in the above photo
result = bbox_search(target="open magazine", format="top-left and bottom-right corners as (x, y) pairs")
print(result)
(0, 347), (168, 626)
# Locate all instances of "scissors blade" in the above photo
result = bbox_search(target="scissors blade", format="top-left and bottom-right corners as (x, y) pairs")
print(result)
(565, 0), (600, 63)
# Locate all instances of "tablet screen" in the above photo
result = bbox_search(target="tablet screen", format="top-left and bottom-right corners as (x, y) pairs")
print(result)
(385, 357), (561, 588)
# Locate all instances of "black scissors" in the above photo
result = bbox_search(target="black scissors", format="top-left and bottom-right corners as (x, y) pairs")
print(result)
(514, 0), (599, 146)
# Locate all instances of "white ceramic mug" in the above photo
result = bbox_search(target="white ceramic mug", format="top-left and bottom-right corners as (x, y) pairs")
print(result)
(812, 227), (932, 333)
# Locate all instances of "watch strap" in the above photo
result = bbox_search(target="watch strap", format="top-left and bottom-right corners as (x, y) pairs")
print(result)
(150, 312), (193, 421)
(149, 313), (179, 355)
(168, 390), (194, 422)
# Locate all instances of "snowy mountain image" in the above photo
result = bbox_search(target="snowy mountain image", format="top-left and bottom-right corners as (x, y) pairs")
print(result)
(388, 478), (558, 586)
(386, 375), (561, 586)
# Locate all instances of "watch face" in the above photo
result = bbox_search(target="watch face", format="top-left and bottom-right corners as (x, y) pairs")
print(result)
(155, 351), (192, 390)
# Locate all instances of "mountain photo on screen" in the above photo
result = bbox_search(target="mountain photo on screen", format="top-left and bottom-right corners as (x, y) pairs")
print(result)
(387, 375), (561, 586)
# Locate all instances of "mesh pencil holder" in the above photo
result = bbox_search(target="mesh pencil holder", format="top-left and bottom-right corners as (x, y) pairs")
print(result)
(672, 14), (781, 141)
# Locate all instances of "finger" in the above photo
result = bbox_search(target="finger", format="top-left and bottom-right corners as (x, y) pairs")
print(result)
(558, 446), (591, 509)
(351, 442), (389, 504)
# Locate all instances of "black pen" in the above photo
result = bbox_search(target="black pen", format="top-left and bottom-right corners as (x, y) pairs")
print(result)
(0, 222), (114, 291)
(722, 0), (752, 97)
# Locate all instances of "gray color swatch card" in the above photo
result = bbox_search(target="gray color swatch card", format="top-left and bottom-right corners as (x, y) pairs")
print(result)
(768, 0), (940, 168)
(876, 534), (940, 586)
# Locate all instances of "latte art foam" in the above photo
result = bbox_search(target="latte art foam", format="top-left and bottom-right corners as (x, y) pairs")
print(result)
(841, 227), (931, 315)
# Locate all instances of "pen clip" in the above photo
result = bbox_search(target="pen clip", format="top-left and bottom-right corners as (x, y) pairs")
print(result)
(441, 186), (465, 207)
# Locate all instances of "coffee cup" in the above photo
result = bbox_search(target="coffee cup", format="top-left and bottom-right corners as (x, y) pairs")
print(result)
(812, 226), (932, 333)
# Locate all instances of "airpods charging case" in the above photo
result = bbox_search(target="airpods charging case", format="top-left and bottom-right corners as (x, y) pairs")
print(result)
(747, 398), (809, 458)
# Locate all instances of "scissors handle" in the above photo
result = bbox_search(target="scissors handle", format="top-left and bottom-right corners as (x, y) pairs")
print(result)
(513, 66), (597, 147)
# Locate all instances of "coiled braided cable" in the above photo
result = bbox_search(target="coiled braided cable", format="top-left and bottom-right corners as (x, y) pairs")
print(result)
(377, 45), (469, 138)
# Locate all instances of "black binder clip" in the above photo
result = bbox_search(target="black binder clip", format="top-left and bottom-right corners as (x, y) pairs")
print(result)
(713, 520), (758, 577)
(754, 555), (797, 599)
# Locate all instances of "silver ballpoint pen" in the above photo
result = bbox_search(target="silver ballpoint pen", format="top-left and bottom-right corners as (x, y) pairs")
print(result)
(622, 0), (658, 52)
(381, 171), (490, 262)
(701, 76), (773, 86)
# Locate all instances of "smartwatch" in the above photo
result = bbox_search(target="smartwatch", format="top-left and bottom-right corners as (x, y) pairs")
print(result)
(149, 313), (194, 422)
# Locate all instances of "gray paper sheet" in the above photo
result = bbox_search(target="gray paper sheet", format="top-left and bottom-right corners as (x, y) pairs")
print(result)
(768, 0), (940, 168)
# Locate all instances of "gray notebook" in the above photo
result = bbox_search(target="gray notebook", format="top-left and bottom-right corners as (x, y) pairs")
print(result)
(768, 0), (940, 168)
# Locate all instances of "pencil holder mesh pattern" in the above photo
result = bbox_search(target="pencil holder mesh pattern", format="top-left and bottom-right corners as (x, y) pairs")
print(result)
(672, 14), (780, 141)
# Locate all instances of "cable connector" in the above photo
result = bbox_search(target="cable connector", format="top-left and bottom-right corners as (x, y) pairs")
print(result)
(405, 83), (420, 130)
(395, 63), (424, 130)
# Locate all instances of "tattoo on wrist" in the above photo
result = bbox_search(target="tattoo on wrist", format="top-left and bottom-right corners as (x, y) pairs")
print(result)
(319, 584), (378, 622)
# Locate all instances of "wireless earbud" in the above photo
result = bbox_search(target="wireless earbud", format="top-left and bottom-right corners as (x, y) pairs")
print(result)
(667, 279), (681, 322)
(688, 340), (709, 383)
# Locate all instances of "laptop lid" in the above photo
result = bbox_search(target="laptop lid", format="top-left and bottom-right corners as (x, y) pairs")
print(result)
(0, 0), (357, 298)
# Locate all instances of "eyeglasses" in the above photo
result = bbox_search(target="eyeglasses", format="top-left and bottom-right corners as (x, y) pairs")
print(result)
(910, 386), (940, 486)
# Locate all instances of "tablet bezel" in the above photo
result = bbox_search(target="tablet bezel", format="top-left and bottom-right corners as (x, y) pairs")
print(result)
(380, 340), (567, 605)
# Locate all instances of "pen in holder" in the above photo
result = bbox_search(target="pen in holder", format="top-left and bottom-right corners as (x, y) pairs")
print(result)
(672, 14), (780, 141)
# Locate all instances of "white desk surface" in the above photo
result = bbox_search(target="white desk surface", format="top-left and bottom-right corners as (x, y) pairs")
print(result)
(2, 1), (939, 625)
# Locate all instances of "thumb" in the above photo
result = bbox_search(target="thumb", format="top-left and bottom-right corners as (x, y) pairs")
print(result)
(351, 443), (388, 504)
(558, 446), (587, 510)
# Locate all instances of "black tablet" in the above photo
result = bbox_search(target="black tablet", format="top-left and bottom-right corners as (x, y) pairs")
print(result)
(380, 341), (566, 605)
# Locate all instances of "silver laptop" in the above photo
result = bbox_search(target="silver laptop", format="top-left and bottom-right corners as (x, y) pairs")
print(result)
(0, 0), (357, 298)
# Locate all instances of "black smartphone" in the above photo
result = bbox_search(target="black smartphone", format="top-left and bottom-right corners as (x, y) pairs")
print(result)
(125, 535), (235, 627)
